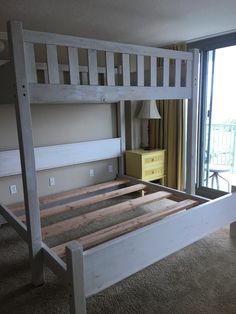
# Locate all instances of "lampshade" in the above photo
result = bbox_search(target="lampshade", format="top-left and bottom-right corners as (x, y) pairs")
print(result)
(138, 100), (161, 119)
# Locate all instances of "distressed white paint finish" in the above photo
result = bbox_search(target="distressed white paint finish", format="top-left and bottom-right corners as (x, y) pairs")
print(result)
(29, 84), (191, 104)
(68, 47), (80, 85)
(24, 42), (37, 83)
(106, 51), (115, 86)
(66, 242), (87, 314)
(83, 192), (236, 297)
(46, 44), (60, 83)
(0, 138), (121, 177)
(8, 20), (44, 286)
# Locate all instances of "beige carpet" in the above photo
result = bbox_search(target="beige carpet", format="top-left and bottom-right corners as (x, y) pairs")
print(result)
(1, 224), (236, 314)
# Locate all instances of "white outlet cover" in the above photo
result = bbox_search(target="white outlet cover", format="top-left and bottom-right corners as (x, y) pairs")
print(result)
(9, 184), (17, 194)
(49, 177), (56, 186)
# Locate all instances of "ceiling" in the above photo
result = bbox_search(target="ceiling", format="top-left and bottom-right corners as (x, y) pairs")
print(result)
(1, 0), (236, 47)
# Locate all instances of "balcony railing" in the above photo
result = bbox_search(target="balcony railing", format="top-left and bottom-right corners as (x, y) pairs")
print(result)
(207, 123), (236, 173)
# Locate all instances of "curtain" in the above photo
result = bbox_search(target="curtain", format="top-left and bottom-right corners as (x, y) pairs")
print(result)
(150, 43), (187, 190)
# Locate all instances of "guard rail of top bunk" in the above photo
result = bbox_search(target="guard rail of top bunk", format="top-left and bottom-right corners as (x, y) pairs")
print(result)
(7, 21), (198, 104)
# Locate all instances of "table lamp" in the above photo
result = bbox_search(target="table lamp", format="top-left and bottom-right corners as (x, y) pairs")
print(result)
(138, 100), (161, 150)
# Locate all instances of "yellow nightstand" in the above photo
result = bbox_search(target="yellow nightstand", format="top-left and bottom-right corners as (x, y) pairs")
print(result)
(125, 149), (165, 184)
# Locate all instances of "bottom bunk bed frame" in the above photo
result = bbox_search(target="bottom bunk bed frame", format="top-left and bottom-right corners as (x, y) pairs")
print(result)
(1, 177), (236, 313)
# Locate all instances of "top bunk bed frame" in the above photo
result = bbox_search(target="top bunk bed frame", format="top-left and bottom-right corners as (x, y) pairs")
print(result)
(1, 21), (236, 314)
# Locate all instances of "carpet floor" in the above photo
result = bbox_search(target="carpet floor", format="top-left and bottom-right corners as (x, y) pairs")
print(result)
(1, 224), (236, 314)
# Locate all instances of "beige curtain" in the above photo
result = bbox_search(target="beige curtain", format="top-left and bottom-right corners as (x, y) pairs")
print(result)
(150, 43), (187, 190)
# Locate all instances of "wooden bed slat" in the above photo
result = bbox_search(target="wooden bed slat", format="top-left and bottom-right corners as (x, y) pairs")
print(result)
(137, 55), (144, 86)
(150, 56), (157, 87)
(88, 49), (98, 85)
(122, 53), (130, 86)
(9, 178), (130, 214)
(43, 191), (171, 239)
(68, 47), (80, 85)
(53, 199), (197, 257)
(106, 51), (115, 86)
(31, 183), (147, 220)
(24, 42), (37, 83)
(46, 44), (60, 83)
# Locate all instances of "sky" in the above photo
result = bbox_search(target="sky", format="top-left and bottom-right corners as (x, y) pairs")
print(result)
(211, 45), (236, 124)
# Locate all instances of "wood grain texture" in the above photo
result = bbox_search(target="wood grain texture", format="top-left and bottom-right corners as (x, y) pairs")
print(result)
(44, 191), (171, 239)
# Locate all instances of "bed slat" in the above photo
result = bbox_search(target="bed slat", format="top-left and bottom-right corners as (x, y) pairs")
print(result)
(88, 49), (98, 85)
(137, 55), (144, 86)
(163, 58), (169, 87)
(53, 199), (197, 257)
(106, 51), (115, 86)
(31, 183), (146, 220)
(150, 56), (157, 87)
(43, 191), (171, 239)
(68, 47), (80, 85)
(24, 42), (37, 83)
(46, 44), (60, 83)
(175, 59), (181, 88)
(122, 53), (130, 86)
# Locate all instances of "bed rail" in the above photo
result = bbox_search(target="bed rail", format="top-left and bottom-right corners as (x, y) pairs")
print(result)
(19, 25), (194, 103)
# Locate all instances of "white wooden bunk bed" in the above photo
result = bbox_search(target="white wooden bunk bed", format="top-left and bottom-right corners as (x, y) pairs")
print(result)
(1, 21), (236, 314)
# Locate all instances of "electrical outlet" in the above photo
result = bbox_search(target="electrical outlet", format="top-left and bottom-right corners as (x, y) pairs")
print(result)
(89, 169), (94, 177)
(108, 165), (113, 173)
(49, 177), (56, 186)
(9, 185), (17, 195)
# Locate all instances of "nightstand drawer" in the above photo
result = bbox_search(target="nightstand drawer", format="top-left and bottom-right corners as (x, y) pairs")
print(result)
(143, 151), (164, 166)
(143, 166), (164, 181)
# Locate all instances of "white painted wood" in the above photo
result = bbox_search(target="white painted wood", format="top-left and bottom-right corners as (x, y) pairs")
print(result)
(150, 56), (157, 87)
(29, 84), (192, 104)
(35, 62), (106, 74)
(186, 59), (192, 88)
(122, 53), (130, 86)
(106, 51), (115, 86)
(46, 44), (60, 84)
(42, 243), (67, 279)
(66, 242), (87, 314)
(175, 59), (181, 88)
(117, 101), (126, 176)
(163, 58), (169, 87)
(137, 55), (144, 86)
(186, 49), (199, 194)
(230, 186), (236, 237)
(83, 192), (236, 297)
(68, 47), (80, 85)
(8, 20), (44, 286)
(0, 203), (27, 241)
(23, 30), (192, 60)
(88, 49), (98, 85)
(0, 138), (121, 177)
(24, 42), (37, 83)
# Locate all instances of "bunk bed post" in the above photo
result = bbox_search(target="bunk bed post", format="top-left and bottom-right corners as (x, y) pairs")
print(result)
(66, 242), (87, 314)
(186, 48), (199, 194)
(117, 100), (126, 176)
(7, 20), (44, 286)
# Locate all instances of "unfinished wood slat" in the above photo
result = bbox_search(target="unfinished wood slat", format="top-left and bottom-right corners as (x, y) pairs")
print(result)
(9, 178), (130, 214)
(122, 53), (130, 86)
(20, 184), (147, 221)
(53, 199), (197, 257)
(46, 44), (60, 83)
(88, 49), (98, 85)
(163, 58), (169, 87)
(106, 51), (115, 86)
(24, 42), (37, 83)
(137, 55), (144, 86)
(43, 191), (171, 239)
(175, 59), (181, 88)
(68, 47), (80, 85)
(150, 56), (157, 87)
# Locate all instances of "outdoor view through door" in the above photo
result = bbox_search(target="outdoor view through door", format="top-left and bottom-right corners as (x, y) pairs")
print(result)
(200, 45), (236, 192)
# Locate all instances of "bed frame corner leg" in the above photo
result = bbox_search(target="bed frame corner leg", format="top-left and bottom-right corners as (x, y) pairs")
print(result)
(66, 242), (87, 314)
